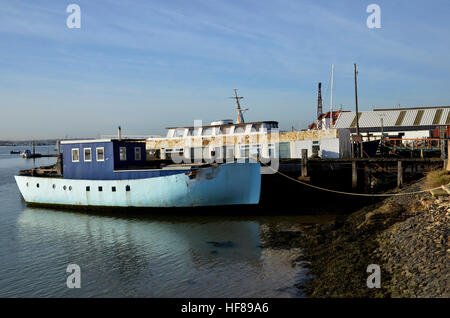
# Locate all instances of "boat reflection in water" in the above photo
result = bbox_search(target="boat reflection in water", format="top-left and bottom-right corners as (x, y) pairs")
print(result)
(16, 207), (305, 297)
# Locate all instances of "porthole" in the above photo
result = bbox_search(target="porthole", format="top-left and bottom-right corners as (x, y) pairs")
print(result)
(86, 186), (90, 192)
(98, 186), (103, 192)
(63, 185), (67, 190)
(26, 182), (29, 187)
(112, 186), (116, 192)
(36, 183), (39, 188)
(126, 185), (131, 192)
(69, 186), (72, 191)
(52, 184), (56, 189)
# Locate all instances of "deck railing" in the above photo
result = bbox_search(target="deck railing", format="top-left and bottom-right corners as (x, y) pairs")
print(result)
(383, 138), (441, 150)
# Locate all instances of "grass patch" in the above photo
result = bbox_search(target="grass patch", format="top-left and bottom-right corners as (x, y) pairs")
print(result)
(423, 169), (450, 190)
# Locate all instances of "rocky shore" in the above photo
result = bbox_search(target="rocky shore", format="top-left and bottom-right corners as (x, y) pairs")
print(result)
(262, 177), (449, 298)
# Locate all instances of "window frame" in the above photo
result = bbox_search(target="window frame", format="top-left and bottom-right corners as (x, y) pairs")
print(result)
(119, 147), (127, 161)
(96, 147), (105, 162)
(84, 147), (92, 162)
(72, 148), (80, 162)
(240, 144), (250, 157)
(134, 147), (141, 161)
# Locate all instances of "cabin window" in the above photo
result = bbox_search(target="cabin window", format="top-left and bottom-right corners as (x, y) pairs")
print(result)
(72, 148), (80, 162)
(224, 126), (234, 135)
(252, 124), (262, 133)
(165, 148), (184, 161)
(96, 147), (105, 161)
(175, 129), (185, 138)
(166, 129), (175, 138)
(202, 128), (213, 136)
(86, 186), (90, 191)
(84, 148), (92, 162)
(126, 185), (130, 191)
(98, 186), (103, 192)
(240, 144), (250, 157)
(234, 126), (245, 134)
(268, 143), (277, 158)
(119, 147), (127, 161)
(112, 186), (116, 192)
(188, 128), (200, 136)
(225, 146), (234, 159)
(134, 147), (141, 161)
(250, 144), (262, 156)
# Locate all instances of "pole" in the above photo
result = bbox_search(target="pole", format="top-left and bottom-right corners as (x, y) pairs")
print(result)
(354, 63), (362, 158)
(301, 149), (308, 177)
(397, 160), (403, 188)
(233, 89), (245, 124)
(330, 64), (335, 129)
(352, 161), (357, 189)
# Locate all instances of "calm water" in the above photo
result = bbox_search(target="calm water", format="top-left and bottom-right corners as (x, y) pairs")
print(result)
(0, 145), (330, 298)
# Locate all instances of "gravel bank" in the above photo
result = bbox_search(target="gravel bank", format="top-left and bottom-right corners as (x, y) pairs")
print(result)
(262, 178), (449, 297)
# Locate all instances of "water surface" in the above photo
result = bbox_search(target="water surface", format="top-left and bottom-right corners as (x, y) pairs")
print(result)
(0, 146), (329, 297)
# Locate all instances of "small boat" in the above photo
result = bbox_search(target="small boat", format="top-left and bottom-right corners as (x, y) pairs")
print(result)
(15, 137), (261, 209)
(10, 150), (21, 154)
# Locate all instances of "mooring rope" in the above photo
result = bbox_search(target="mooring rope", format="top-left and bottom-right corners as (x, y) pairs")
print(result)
(262, 162), (448, 197)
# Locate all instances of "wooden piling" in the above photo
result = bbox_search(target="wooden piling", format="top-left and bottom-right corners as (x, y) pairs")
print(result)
(447, 140), (450, 171)
(397, 160), (403, 188)
(301, 149), (308, 177)
(352, 161), (357, 189)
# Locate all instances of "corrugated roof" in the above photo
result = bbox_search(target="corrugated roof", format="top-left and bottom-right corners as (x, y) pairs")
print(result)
(334, 107), (450, 129)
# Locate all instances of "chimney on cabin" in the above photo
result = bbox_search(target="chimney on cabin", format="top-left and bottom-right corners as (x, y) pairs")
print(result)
(118, 126), (122, 141)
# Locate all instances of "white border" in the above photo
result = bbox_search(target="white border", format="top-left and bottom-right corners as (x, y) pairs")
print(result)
(134, 147), (141, 161)
(84, 148), (92, 162)
(72, 148), (80, 162)
(96, 147), (105, 162)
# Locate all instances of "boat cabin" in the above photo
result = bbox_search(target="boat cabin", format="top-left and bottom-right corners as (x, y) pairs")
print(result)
(60, 139), (189, 180)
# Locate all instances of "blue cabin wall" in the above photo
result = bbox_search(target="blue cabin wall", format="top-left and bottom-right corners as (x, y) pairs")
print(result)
(62, 141), (189, 180)
(112, 141), (148, 170)
(62, 142), (114, 180)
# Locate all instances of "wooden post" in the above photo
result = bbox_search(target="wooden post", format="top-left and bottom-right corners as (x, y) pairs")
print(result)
(352, 160), (357, 189)
(397, 160), (403, 188)
(447, 140), (450, 171)
(301, 149), (308, 177)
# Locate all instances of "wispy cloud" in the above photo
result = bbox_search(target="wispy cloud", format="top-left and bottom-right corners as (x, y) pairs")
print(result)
(1, 0), (450, 139)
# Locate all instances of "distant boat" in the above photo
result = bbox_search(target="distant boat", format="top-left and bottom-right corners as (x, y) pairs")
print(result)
(10, 150), (21, 154)
(21, 149), (42, 159)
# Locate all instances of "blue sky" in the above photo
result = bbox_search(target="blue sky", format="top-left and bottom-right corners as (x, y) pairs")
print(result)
(1, 0), (450, 139)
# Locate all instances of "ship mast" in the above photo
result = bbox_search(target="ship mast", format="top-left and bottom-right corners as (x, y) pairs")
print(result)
(317, 82), (323, 130)
(231, 89), (247, 124)
(329, 64), (335, 129)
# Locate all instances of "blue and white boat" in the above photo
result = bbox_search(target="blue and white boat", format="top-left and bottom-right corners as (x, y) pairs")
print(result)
(14, 138), (261, 208)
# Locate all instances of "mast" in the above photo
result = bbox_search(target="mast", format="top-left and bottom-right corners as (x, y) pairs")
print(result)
(354, 63), (362, 158)
(330, 64), (335, 129)
(317, 82), (323, 130)
(231, 89), (246, 124)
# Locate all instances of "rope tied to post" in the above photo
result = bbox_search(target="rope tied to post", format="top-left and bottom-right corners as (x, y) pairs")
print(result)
(261, 162), (449, 197)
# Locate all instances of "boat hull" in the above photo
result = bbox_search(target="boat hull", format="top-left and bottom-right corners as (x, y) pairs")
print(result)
(15, 163), (261, 208)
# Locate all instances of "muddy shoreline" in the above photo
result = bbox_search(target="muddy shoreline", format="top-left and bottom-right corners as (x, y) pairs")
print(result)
(262, 178), (449, 298)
